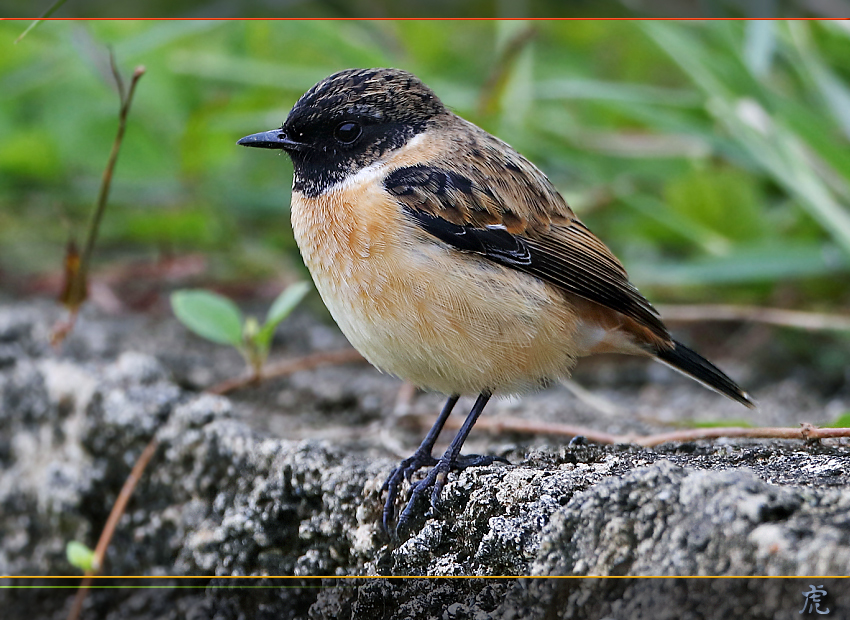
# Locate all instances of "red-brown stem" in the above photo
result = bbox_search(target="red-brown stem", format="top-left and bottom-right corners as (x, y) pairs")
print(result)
(434, 415), (850, 448)
(77, 64), (146, 284)
(67, 437), (159, 620)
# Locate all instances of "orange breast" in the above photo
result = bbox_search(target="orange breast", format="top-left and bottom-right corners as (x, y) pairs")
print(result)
(290, 175), (587, 396)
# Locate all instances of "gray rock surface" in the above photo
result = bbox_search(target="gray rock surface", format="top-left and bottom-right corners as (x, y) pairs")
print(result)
(1, 300), (849, 618)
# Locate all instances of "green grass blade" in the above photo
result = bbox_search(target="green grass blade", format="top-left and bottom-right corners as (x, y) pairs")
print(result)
(536, 78), (701, 107)
(743, 21), (775, 78)
(169, 52), (334, 92)
(618, 194), (732, 256)
(14, 0), (68, 44)
(645, 22), (850, 258)
(630, 242), (850, 287)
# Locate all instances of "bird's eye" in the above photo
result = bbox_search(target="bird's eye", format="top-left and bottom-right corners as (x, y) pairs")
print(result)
(333, 121), (362, 144)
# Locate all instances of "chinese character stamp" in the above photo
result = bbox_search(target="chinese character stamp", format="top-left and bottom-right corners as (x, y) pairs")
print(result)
(801, 585), (830, 615)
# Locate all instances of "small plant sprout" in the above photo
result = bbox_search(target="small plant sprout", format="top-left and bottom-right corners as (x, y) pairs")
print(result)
(66, 540), (97, 572)
(171, 281), (310, 381)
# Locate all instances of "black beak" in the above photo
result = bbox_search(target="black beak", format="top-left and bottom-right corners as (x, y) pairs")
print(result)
(237, 129), (306, 151)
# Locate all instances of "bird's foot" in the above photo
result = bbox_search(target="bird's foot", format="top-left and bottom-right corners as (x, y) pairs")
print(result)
(381, 449), (439, 533)
(392, 453), (509, 537)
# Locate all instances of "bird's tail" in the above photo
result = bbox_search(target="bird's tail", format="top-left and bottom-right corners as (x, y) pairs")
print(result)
(654, 340), (755, 409)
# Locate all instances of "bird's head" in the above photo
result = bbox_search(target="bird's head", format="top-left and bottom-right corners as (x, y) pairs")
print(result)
(238, 68), (447, 197)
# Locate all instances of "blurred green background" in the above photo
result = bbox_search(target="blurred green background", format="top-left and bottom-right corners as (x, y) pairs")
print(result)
(2, 20), (850, 317)
(4, 0), (849, 18)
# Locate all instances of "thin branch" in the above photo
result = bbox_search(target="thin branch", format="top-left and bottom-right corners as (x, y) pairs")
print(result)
(207, 348), (366, 395)
(68, 437), (159, 620)
(426, 415), (850, 448)
(79, 64), (145, 283)
(436, 415), (627, 446)
(629, 423), (849, 447)
(108, 49), (126, 103)
(656, 304), (850, 332)
(53, 60), (146, 346)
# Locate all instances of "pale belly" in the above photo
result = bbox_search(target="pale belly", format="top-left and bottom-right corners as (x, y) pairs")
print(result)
(292, 195), (584, 395)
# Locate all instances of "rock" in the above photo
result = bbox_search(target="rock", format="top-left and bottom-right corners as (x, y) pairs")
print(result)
(1, 301), (849, 619)
(533, 459), (850, 576)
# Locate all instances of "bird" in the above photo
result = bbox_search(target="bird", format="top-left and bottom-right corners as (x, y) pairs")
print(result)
(237, 67), (755, 535)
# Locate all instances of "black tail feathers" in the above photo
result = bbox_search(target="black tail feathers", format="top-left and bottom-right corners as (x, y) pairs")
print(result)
(654, 340), (755, 409)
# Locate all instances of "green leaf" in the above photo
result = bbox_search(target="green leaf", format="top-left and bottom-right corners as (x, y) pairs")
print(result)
(265, 281), (310, 327)
(66, 540), (96, 572)
(256, 281), (310, 348)
(170, 289), (244, 346)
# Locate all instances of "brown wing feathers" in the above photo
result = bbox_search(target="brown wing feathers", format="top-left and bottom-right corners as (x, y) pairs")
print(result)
(384, 161), (669, 338)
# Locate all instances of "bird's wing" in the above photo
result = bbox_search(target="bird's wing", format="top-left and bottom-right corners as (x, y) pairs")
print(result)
(383, 157), (669, 338)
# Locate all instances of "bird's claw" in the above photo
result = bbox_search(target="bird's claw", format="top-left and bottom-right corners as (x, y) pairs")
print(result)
(384, 452), (510, 537)
(380, 450), (438, 533)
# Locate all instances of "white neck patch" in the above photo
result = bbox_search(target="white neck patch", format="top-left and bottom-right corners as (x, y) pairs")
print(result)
(293, 132), (428, 198)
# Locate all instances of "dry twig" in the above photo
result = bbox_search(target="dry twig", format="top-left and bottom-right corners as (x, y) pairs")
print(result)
(426, 415), (850, 448)
(52, 61), (146, 346)
(207, 348), (366, 395)
(68, 438), (159, 620)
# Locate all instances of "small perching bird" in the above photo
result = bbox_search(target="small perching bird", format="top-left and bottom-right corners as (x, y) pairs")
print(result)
(238, 68), (754, 535)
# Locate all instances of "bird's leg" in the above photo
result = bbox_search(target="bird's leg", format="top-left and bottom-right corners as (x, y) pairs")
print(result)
(381, 394), (459, 532)
(396, 391), (508, 534)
